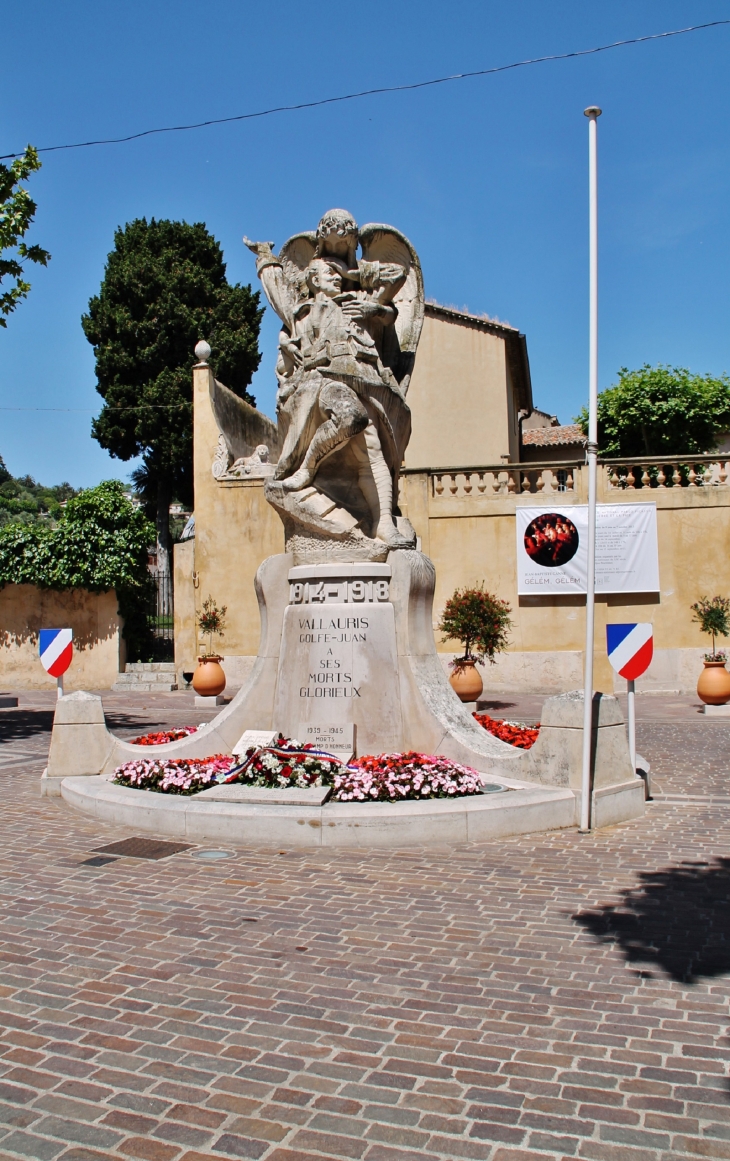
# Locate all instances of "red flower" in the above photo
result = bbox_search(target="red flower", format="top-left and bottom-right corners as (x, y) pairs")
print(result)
(281, 765), (293, 777)
(473, 713), (539, 749)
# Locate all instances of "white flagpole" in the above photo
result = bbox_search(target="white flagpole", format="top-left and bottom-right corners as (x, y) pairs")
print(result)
(580, 105), (602, 833)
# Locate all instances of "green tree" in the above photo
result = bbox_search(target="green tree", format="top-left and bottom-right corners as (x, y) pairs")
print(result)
(575, 365), (730, 457)
(0, 480), (154, 659)
(0, 145), (50, 326)
(0, 465), (77, 527)
(82, 218), (263, 576)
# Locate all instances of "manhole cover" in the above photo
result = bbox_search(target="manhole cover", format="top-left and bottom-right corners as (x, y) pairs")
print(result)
(93, 837), (192, 860)
(481, 783), (507, 794)
(190, 849), (235, 861)
(81, 855), (118, 867)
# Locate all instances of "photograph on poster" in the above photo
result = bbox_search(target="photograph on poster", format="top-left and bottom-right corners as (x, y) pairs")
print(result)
(516, 503), (659, 595)
(523, 512), (580, 568)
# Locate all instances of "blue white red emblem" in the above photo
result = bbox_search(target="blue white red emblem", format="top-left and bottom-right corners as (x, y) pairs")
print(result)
(606, 623), (653, 680)
(39, 628), (73, 677)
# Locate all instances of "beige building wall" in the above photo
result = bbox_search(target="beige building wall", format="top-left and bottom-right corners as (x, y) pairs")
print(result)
(400, 466), (730, 693)
(405, 305), (530, 470)
(175, 363), (284, 685)
(0, 586), (123, 691)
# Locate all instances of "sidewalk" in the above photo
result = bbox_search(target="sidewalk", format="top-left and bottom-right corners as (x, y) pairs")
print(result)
(0, 689), (729, 1161)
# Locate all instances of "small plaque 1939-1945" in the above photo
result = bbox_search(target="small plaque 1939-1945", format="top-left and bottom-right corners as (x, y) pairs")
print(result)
(298, 723), (355, 760)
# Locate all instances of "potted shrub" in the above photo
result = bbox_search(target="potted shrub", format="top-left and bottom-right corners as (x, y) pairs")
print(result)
(691, 596), (730, 705)
(193, 595), (228, 697)
(438, 585), (512, 702)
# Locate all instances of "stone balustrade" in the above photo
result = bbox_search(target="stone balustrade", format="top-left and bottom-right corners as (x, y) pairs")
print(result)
(429, 460), (579, 499)
(603, 454), (730, 490)
(417, 454), (730, 502)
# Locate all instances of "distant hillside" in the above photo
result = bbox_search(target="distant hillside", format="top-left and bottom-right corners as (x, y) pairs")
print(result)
(0, 454), (78, 527)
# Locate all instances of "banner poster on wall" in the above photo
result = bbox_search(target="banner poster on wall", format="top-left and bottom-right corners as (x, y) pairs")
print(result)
(516, 502), (659, 595)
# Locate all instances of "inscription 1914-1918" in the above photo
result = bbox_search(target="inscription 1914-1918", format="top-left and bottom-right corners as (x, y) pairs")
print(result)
(290, 579), (389, 605)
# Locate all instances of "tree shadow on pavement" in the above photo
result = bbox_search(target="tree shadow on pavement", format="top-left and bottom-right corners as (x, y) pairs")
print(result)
(574, 858), (730, 984)
(0, 709), (54, 743)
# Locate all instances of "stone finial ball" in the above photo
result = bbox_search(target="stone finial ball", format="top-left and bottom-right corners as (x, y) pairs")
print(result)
(194, 340), (211, 363)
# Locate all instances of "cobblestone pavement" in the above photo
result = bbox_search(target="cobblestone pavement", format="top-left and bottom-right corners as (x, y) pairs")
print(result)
(0, 690), (729, 1161)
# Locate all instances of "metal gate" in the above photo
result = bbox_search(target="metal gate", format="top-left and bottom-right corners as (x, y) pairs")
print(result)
(148, 571), (174, 661)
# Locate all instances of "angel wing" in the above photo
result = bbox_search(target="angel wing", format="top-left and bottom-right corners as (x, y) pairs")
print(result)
(278, 231), (317, 308)
(359, 223), (424, 394)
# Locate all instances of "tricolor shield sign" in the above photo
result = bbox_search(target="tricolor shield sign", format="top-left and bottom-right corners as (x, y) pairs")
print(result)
(606, 623), (653, 681)
(39, 629), (73, 678)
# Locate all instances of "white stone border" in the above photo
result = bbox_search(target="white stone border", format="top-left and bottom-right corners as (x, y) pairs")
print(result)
(60, 776), (578, 848)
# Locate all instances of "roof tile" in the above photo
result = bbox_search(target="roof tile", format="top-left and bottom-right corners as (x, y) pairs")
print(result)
(521, 423), (586, 447)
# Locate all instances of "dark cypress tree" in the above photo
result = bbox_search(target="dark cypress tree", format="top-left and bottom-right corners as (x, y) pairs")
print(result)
(83, 218), (263, 575)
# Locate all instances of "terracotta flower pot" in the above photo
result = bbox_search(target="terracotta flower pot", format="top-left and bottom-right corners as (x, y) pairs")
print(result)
(192, 656), (226, 698)
(697, 659), (730, 705)
(449, 659), (484, 703)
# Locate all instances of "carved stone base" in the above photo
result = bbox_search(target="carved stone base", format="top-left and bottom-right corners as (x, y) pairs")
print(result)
(285, 529), (388, 565)
(267, 479), (416, 564)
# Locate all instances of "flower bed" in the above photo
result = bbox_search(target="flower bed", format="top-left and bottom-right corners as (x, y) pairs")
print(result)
(111, 734), (491, 802)
(113, 754), (232, 795)
(474, 713), (539, 750)
(334, 752), (484, 801)
(129, 726), (199, 746)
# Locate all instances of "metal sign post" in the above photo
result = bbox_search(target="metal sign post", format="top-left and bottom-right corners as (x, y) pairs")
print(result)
(627, 679), (636, 770)
(580, 105), (602, 834)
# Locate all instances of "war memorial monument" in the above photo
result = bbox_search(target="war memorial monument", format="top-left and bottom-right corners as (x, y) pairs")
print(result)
(42, 209), (646, 843)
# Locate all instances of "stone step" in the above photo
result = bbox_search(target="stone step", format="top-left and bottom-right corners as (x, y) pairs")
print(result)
(111, 680), (178, 693)
(111, 662), (179, 693)
(124, 662), (176, 673)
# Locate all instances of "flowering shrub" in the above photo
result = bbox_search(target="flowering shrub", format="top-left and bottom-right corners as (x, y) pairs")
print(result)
(691, 595), (730, 659)
(334, 752), (484, 801)
(474, 713), (539, 750)
(113, 754), (232, 795)
(129, 726), (199, 746)
(225, 734), (343, 788)
(438, 584), (512, 670)
(197, 594), (227, 657)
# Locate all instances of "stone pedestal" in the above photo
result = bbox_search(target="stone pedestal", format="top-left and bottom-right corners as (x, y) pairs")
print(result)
(41, 690), (114, 797)
(261, 550), (513, 763)
(195, 694), (226, 707)
(274, 563), (402, 754)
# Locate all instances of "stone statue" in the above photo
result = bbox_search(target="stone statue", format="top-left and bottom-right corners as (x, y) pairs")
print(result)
(212, 436), (275, 481)
(245, 208), (424, 561)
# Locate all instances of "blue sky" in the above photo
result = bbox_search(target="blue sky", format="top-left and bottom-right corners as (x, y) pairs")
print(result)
(3, 0), (730, 486)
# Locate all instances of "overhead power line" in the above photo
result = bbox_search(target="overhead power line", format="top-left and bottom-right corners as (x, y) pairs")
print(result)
(0, 404), (188, 412)
(1, 19), (728, 162)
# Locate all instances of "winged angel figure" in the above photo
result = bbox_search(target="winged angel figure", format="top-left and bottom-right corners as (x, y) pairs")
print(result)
(244, 209), (424, 559)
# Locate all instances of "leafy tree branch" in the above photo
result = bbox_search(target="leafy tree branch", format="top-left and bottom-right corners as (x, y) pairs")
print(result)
(0, 146), (50, 326)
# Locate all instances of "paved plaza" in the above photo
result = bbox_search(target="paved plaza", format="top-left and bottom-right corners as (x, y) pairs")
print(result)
(1, 688), (729, 1161)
